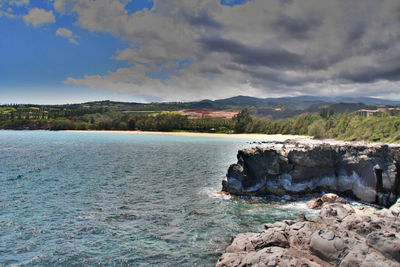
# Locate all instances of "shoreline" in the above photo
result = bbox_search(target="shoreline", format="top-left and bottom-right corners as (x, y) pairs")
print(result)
(2, 129), (399, 145)
(62, 130), (400, 146)
(3, 129), (399, 145)
(62, 130), (308, 140)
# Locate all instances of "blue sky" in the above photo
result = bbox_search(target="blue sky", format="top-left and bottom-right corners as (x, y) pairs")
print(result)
(1, 0), (400, 104)
(0, 0), (247, 104)
(0, 0), (135, 103)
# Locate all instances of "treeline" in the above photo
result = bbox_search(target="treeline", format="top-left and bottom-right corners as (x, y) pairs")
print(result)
(306, 113), (400, 142)
(237, 109), (400, 142)
(0, 106), (107, 121)
(0, 112), (234, 132)
(1, 107), (399, 142)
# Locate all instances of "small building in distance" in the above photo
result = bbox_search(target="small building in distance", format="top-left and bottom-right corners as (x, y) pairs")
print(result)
(377, 105), (390, 112)
(356, 106), (400, 117)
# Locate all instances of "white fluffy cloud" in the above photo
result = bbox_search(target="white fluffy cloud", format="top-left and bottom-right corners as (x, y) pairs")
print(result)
(54, 0), (66, 14)
(60, 0), (400, 101)
(23, 8), (55, 27)
(56, 27), (79, 45)
(56, 27), (72, 37)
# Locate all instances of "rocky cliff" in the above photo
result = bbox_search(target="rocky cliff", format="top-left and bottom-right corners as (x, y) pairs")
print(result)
(216, 196), (400, 266)
(222, 141), (400, 206)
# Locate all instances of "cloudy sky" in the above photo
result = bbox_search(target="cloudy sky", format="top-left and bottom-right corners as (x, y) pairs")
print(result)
(1, 0), (400, 104)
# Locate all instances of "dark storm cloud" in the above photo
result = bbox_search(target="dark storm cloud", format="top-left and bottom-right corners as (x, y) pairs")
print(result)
(187, 12), (223, 30)
(245, 69), (312, 87)
(198, 37), (304, 69)
(339, 65), (400, 83)
(272, 14), (322, 40)
(246, 68), (321, 87)
(65, 0), (400, 100)
(198, 36), (337, 72)
(223, 62), (321, 87)
(346, 21), (367, 45)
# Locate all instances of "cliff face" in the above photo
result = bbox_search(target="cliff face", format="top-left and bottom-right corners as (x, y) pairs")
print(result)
(222, 142), (400, 206)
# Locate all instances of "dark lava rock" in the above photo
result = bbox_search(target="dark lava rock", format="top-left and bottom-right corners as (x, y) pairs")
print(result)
(222, 141), (400, 207)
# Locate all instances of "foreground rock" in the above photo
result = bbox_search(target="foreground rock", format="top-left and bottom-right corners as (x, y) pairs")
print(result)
(222, 140), (400, 206)
(217, 199), (400, 266)
(307, 193), (349, 209)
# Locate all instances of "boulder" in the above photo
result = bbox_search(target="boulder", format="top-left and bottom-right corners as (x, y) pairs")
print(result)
(225, 233), (256, 253)
(321, 193), (348, 204)
(320, 203), (355, 220)
(389, 198), (400, 216)
(310, 230), (346, 262)
(307, 198), (323, 209)
(308, 193), (349, 209)
(250, 230), (289, 250)
(263, 221), (288, 231)
(216, 247), (321, 267)
(367, 231), (400, 261)
(217, 202), (400, 266)
(340, 248), (394, 267)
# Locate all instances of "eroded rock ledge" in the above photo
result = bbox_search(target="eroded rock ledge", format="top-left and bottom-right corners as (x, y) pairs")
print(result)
(222, 141), (400, 206)
(216, 198), (400, 266)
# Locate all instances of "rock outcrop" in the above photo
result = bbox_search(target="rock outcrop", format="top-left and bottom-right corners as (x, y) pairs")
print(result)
(222, 141), (400, 206)
(217, 197), (400, 266)
(307, 193), (349, 209)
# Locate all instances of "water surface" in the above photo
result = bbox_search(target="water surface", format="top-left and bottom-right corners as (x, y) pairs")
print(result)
(0, 130), (314, 266)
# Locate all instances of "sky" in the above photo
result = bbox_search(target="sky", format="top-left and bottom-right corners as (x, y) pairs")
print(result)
(1, 0), (400, 104)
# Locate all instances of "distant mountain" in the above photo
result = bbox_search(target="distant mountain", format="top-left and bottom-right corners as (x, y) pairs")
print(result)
(6, 95), (399, 120)
(215, 95), (267, 104)
(181, 95), (400, 119)
(211, 95), (400, 107)
(78, 95), (399, 117)
(277, 96), (400, 106)
(327, 96), (400, 106)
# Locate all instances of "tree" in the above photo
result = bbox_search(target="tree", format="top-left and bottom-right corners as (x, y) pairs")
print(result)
(128, 118), (136, 130)
(319, 109), (329, 119)
(308, 119), (325, 138)
(233, 109), (253, 133)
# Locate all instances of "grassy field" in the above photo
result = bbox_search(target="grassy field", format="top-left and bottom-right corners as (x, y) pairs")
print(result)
(122, 110), (183, 116)
(0, 107), (16, 114)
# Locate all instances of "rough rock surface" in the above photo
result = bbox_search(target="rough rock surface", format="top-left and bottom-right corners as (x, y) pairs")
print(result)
(217, 198), (400, 266)
(307, 193), (348, 209)
(222, 140), (400, 206)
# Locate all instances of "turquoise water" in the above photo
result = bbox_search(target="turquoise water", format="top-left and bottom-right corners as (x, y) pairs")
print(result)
(0, 131), (314, 266)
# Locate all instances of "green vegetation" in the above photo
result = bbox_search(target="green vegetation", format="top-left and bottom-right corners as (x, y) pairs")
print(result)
(0, 101), (399, 143)
(308, 113), (400, 143)
(233, 109), (253, 133)
(240, 111), (400, 142)
(0, 103), (234, 132)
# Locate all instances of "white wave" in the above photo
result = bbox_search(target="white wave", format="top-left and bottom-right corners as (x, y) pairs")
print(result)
(200, 186), (232, 200)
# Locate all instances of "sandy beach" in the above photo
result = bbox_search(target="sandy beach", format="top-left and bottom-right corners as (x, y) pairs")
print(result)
(64, 130), (307, 141)
(62, 130), (400, 146)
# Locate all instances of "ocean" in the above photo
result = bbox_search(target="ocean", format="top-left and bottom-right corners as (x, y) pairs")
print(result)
(0, 130), (315, 266)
